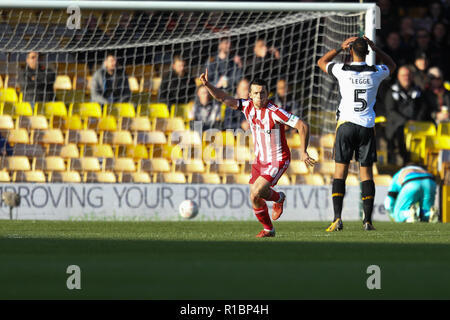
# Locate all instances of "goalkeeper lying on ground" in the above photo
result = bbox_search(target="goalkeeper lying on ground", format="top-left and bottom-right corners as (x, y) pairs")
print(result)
(384, 164), (438, 223)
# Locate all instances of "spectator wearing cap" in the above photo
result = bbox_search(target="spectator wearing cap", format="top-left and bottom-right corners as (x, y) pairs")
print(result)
(384, 66), (427, 166)
(424, 67), (450, 124)
(410, 52), (430, 91)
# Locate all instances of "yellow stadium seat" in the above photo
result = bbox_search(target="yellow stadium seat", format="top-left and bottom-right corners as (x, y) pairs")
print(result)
(22, 170), (46, 183)
(127, 172), (152, 183)
(171, 102), (194, 120)
(161, 144), (184, 162)
(36, 129), (65, 145)
(128, 76), (140, 93)
(0, 115), (14, 130)
(113, 158), (136, 172)
(346, 174), (360, 186)
(287, 160), (309, 175)
(60, 171), (81, 183)
(303, 174), (325, 186)
(7, 156), (30, 171)
(374, 174), (392, 187)
(65, 115), (83, 131)
(277, 174), (291, 186)
(151, 77), (162, 96)
(111, 102), (136, 118)
(54, 75), (73, 90)
(232, 173), (250, 184)
(43, 156), (66, 172)
(72, 102), (102, 118)
(93, 171), (117, 183)
(154, 117), (185, 133)
(44, 101), (68, 117)
(161, 172), (186, 184)
(59, 144), (80, 159)
(139, 103), (170, 119)
(80, 157), (101, 172)
(98, 115), (118, 131)
(126, 145), (149, 160)
(0, 170), (10, 182)
(111, 131), (133, 146)
(92, 144), (114, 158)
(192, 173), (222, 184)
(182, 159), (205, 175)
(147, 158), (171, 173)
(218, 160), (240, 183)
(130, 117), (151, 132)
(404, 121), (436, 153)
(317, 160), (335, 176)
(173, 130), (202, 147)
(0, 88), (18, 103)
(28, 115), (49, 130)
(287, 133), (301, 148)
(14, 102), (33, 117)
(437, 122), (450, 136)
(7, 128), (29, 144)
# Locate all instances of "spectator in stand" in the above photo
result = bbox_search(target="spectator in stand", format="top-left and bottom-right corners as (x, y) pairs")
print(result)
(384, 66), (426, 166)
(377, 0), (399, 39)
(224, 78), (250, 131)
(205, 37), (243, 93)
(245, 38), (281, 92)
(399, 17), (416, 49)
(382, 31), (413, 68)
(412, 28), (442, 67)
(91, 54), (131, 105)
(410, 51), (430, 91)
(158, 55), (197, 107)
(418, 1), (449, 31)
(272, 79), (299, 114)
(424, 67), (450, 124)
(190, 85), (222, 131)
(18, 51), (56, 104)
(430, 21), (450, 78)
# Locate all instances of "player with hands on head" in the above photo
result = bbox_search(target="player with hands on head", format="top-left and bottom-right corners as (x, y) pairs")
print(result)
(317, 36), (396, 232)
(200, 68), (316, 237)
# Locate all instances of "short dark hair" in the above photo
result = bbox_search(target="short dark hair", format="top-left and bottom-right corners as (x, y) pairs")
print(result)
(350, 37), (369, 58)
(249, 78), (268, 92)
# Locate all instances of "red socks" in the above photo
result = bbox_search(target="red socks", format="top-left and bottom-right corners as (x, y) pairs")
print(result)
(253, 200), (273, 231)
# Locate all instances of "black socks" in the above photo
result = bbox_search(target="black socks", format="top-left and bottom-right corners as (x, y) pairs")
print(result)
(332, 179), (346, 221)
(361, 180), (375, 224)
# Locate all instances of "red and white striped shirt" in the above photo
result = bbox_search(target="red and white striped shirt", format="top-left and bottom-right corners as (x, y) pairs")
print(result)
(238, 99), (300, 164)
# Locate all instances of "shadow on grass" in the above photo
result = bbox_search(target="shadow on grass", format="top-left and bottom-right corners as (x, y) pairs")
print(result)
(0, 237), (449, 299)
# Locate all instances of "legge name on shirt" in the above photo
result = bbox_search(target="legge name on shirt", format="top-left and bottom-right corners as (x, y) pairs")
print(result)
(349, 77), (372, 85)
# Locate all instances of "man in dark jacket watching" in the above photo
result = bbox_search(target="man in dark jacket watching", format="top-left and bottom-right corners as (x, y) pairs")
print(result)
(18, 51), (56, 104)
(384, 65), (426, 166)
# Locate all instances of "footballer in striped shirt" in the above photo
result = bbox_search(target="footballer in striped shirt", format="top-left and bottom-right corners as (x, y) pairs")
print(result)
(200, 69), (316, 237)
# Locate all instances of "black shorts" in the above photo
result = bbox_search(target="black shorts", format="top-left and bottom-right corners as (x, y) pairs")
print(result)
(334, 122), (377, 167)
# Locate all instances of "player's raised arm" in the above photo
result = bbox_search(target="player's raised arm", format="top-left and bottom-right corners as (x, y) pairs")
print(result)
(363, 36), (397, 76)
(317, 37), (358, 74)
(199, 69), (240, 110)
(294, 119), (316, 168)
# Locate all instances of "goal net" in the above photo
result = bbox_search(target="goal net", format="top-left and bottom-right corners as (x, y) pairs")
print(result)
(0, 2), (371, 136)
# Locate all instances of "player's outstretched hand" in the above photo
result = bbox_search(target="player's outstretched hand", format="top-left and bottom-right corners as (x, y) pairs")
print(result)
(300, 151), (316, 168)
(199, 69), (209, 85)
(341, 36), (359, 50)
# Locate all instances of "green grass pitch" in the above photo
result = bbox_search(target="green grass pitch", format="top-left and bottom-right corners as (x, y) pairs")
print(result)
(0, 220), (449, 299)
